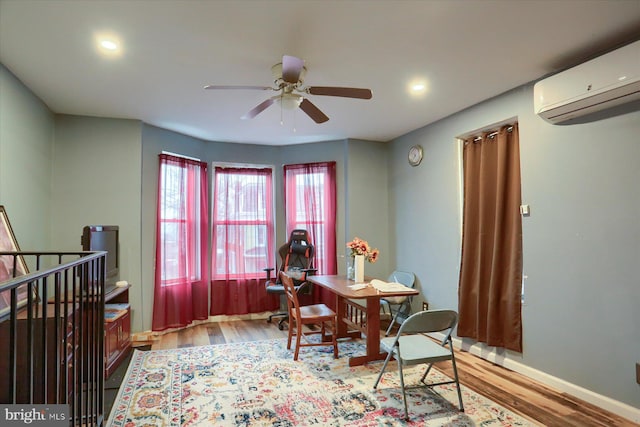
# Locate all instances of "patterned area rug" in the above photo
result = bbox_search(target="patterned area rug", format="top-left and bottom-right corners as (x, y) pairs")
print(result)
(107, 339), (537, 426)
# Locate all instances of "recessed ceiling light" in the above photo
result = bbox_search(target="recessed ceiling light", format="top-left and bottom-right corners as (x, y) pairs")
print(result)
(100, 40), (118, 51)
(94, 32), (123, 57)
(407, 79), (429, 96)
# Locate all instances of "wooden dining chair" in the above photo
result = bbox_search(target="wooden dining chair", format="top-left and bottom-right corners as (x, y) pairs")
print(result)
(281, 271), (339, 361)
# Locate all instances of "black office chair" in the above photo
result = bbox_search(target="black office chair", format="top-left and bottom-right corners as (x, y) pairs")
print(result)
(265, 229), (315, 330)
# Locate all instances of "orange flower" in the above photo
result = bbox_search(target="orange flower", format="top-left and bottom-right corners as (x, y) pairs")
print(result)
(347, 237), (379, 263)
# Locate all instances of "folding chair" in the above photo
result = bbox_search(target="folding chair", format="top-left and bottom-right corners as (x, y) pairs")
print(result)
(380, 270), (416, 336)
(373, 309), (464, 420)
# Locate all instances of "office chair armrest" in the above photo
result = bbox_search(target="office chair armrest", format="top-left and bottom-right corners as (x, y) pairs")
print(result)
(296, 281), (312, 294)
(263, 267), (275, 281)
(296, 271), (316, 296)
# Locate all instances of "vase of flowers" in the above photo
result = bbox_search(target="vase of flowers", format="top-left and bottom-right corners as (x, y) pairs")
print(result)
(353, 254), (365, 282)
(346, 237), (379, 282)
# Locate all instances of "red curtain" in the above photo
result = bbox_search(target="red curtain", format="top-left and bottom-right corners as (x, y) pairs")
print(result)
(210, 167), (276, 315)
(152, 154), (209, 331)
(284, 162), (337, 306)
(457, 124), (523, 352)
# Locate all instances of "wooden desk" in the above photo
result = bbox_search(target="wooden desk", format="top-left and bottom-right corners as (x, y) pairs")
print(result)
(308, 275), (419, 366)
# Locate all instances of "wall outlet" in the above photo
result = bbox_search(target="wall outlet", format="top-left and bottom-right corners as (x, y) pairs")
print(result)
(422, 301), (429, 311)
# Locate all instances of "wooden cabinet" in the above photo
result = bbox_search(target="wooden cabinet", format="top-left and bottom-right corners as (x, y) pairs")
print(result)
(104, 285), (131, 378)
(105, 319), (120, 366)
(0, 285), (132, 403)
(105, 310), (130, 371)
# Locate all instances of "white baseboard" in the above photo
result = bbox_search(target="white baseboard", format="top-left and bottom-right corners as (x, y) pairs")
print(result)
(432, 333), (640, 424)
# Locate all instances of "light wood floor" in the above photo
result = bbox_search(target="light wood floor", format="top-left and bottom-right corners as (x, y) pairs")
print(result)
(144, 318), (635, 427)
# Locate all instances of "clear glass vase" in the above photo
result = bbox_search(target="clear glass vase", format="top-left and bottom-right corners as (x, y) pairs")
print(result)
(346, 256), (355, 280)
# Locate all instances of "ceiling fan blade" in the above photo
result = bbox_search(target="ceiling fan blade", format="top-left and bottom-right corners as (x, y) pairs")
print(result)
(306, 86), (372, 99)
(282, 55), (304, 83)
(241, 98), (275, 120)
(204, 85), (272, 90)
(299, 98), (329, 123)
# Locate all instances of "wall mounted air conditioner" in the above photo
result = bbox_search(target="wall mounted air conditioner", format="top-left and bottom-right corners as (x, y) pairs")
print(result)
(534, 40), (640, 124)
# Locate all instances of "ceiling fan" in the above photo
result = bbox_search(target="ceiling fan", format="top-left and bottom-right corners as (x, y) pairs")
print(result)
(204, 55), (372, 123)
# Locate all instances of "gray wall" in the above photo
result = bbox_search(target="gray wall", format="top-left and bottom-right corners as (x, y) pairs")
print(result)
(346, 139), (391, 279)
(389, 84), (640, 409)
(2, 59), (638, 410)
(0, 65), (54, 256)
(52, 115), (144, 330)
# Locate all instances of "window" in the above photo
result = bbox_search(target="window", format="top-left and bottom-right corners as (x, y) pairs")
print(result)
(153, 154), (209, 331)
(212, 166), (274, 279)
(157, 154), (207, 285)
(284, 162), (337, 275)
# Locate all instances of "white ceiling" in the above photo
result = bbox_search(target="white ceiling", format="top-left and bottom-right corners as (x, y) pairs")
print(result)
(1, 0), (639, 146)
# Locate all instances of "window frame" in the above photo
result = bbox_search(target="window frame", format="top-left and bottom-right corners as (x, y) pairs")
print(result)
(284, 162), (336, 275)
(211, 164), (275, 280)
(157, 153), (206, 287)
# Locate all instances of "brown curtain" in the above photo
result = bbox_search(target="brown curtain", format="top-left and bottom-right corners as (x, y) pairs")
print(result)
(458, 123), (523, 352)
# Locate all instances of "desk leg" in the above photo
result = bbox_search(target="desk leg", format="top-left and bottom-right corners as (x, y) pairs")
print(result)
(327, 295), (362, 342)
(347, 298), (387, 367)
(335, 295), (349, 338)
(365, 298), (381, 356)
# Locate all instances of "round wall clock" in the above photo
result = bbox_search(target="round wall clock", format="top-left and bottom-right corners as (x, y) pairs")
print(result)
(408, 144), (423, 166)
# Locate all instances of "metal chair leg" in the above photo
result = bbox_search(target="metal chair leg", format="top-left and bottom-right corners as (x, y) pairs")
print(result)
(385, 309), (400, 336)
(450, 343), (465, 412)
(373, 347), (395, 388)
(396, 348), (409, 421)
(385, 300), (411, 336)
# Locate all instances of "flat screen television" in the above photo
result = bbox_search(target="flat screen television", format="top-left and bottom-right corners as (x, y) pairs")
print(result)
(81, 225), (119, 286)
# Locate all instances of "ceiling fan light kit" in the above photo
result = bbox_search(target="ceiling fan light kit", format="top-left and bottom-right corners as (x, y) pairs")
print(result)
(277, 93), (303, 110)
(205, 55), (372, 124)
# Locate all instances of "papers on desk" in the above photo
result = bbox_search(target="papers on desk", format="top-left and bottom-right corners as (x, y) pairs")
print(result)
(346, 280), (413, 292)
(370, 279), (413, 293)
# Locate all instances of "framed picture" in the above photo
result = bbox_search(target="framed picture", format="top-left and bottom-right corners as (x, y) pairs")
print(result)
(0, 205), (31, 318)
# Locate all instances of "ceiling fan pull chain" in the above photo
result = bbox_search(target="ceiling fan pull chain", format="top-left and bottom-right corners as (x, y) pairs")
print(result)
(280, 101), (284, 126)
(293, 108), (297, 133)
